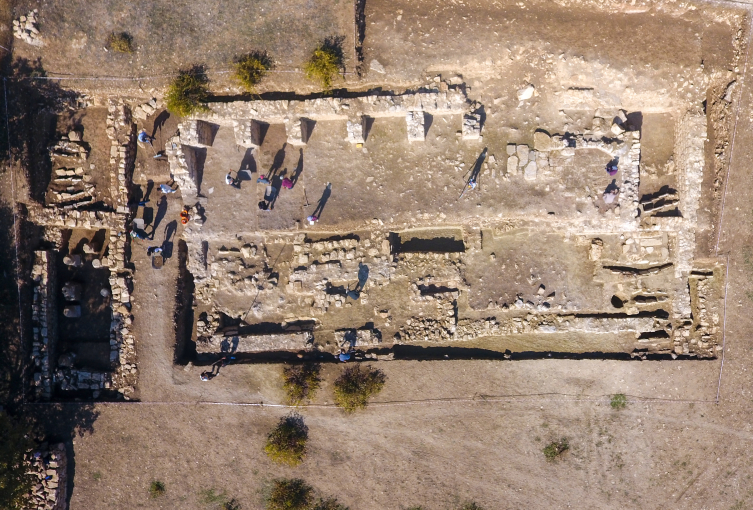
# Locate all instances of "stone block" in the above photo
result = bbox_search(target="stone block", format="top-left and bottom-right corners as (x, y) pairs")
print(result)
(406, 111), (425, 142)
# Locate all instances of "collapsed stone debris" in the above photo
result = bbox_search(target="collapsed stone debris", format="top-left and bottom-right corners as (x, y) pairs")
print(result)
(13, 9), (42, 46)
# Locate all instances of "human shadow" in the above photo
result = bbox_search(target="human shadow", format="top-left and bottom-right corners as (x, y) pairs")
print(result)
(269, 143), (287, 178)
(355, 262), (369, 291)
(312, 183), (332, 218)
(605, 179), (620, 194)
(151, 110), (170, 139)
(290, 149), (304, 187)
(153, 196), (168, 233)
(161, 220), (177, 259)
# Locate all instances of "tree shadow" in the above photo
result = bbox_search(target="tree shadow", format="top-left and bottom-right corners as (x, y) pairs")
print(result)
(0, 58), (79, 204)
(26, 403), (100, 510)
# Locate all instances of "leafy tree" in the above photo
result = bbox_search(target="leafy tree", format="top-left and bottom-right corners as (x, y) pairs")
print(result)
(166, 66), (210, 117)
(283, 364), (321, 405)
(234, 52), (273, 93)
(266, 478), (313, 510)
(304, 38), (344, 90)
(264, 414), (308, 466)
(333, 365), (385, 413)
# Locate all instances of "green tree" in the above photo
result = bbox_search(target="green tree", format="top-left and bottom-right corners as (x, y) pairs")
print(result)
(166, 66), (210, 117)
(333, 365), (386, 413)
(264, 414), (308, 466)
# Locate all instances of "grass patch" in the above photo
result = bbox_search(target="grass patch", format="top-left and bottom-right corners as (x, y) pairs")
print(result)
(166, 66), (210, 117)
(149, 480), (166, 498)
(304, 37), (344, 90)
(266, 478), (313, 510)
(333, 364), (386, 413)
(543, 438), (570, 461)
(92, 471), (102, 481)
(312, 497), (349, 510)
(264, 414), (308, 466)
(459, 504), (484, 510)
(106, 32), (134, 53)
(610, 393), (628, 409)
(234, 52), (273, 93)
(0, 414), (35, 510)
(283, 364), (322, 405)
(199, 488), (240, 508)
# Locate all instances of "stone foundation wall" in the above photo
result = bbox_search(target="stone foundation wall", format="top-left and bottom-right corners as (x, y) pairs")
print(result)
(30, 251), (56, 400)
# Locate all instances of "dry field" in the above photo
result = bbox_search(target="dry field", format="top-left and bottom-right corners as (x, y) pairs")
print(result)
(3, 0), (753, 509)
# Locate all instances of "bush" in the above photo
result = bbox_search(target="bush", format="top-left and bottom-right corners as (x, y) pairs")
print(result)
(166, 67), (210, 117)
(304, 38), (344, 89)
(458, 504), (484, 510)
(283, 364), (322, 405)
(199, 488), (240, 509)
(266, 478), (313, 510)
(543, 438), (569, 461)
(312, 497), (348, 510)
(333, 364), (385, 413)
(234, 52), (272, 93)
(106, 32), (134, 53)
(264, 414), (308, 466)
(149, 480), (166, 498)
(0, 414), (35, 510)
(610, 393), (627, 409)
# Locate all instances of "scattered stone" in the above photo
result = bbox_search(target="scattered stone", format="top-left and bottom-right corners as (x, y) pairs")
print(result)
(517, 83), (535, 100)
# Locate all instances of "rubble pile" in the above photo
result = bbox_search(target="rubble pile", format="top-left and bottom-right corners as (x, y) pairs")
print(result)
(25, 443), (67, 510)
(13, 10), (42, 46)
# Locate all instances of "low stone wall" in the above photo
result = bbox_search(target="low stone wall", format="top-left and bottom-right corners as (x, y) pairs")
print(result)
(30, 251), (56, 400)
(25, 443), (67, 510)
(196, 331), (314, 353)
(107, 100), (135, 208)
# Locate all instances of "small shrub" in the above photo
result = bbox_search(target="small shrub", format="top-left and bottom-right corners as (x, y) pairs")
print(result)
(333, 364), (386, 413)
(200, 488), (228, 504)
(149, 480), (166, 498)
(312, 497), (349, 510)
(610, 393), (627, 409)
(166, 66), (210, 117)
(459, 504), (484, 510)
(106, 32), (134, 53)
(283, 364), (322, 405)
(266, 478), (313, 510)
(304, 37), (344, 89)
(264, 414), (308, 466)
(234, 52), (272, 93)
(543, 438), (570, 461)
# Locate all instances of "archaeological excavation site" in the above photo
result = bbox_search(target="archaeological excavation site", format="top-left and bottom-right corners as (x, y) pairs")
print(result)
(2, 0), (752, 508)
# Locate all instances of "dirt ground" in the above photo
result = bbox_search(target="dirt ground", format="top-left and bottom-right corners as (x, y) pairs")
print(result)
(5, 0), (753, 508)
